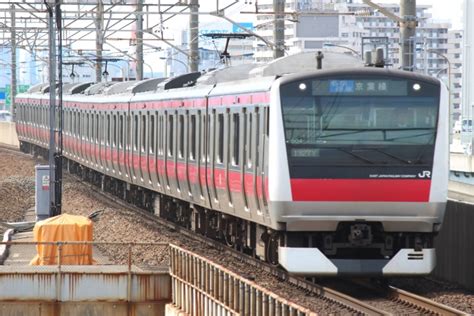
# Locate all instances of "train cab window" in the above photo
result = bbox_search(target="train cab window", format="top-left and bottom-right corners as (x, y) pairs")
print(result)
(141, 115), (146, 153)
(190, 115), (196, 161)
(178, 114), (184, 158)
(232, 113), (240, 166)
(217, 113), (224, 163)
(134, 115), (139, 151)
(150, 114), (155, 154)
(168, 114), (174, 157)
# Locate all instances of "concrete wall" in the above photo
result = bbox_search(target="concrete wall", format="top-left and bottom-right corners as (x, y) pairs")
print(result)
(434, 200), (474, 291)
(0, 122), (19, 147)
(0, 302), (166, 316)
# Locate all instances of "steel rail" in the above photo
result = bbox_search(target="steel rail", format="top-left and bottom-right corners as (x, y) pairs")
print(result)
(387, 285), (468, 316)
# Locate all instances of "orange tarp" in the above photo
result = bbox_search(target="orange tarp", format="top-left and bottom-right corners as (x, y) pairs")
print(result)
(30, 213), (94, 265)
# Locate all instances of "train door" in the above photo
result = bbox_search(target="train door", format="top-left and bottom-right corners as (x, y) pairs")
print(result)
(79, 111), (86, 165)
(256, 106), (269, 217)
(164, 110), (178, 196)
(229, 108), (245, 214)
(97, 111), (104, 170)
(213, 108), (232, 212)
(124, 111), (132, 181)
(176, 111), (189, 199)
(243, 107), (259, 215)
(117, 112), (125, 178)
(199, 109), (211, 208)
(140, 112), (150, 187)
(188, 110), (201, 205)
(148, 111), (159, 191)
(130, 113), (139, 184)
(70, 110), (76, 159)
(80, 111), (86, 165)
(110, 113), (118, 176)
(156, 112), (165, 194)
(208, 109), (219, 210)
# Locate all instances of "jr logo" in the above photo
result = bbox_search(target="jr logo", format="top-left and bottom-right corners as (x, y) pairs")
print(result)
(418, 171), (431, 178)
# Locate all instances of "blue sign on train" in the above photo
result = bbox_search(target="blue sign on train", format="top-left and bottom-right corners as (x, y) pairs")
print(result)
(329, 80), (355, 93)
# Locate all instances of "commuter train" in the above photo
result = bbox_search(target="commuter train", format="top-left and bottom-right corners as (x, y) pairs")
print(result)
(15, 52), (449, 276)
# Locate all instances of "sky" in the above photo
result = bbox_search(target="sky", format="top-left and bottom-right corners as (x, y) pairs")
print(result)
(194, 0), (465, 30)
(376, 0), (464, 29)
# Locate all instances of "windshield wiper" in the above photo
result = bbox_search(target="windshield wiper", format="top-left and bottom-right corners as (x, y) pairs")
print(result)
(365, 148), (413, 165)
(335, 147), (376, 164)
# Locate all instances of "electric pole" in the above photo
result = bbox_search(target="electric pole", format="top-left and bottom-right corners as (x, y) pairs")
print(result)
(362, 0), (417, 71)
(399, 0), (417, 71)
(95, 0), (104, 82)
(189, 0), (199, 72)
(273, 0), (285, 59)
(136, 0), (144, 80)
(10, 4), (17, 118)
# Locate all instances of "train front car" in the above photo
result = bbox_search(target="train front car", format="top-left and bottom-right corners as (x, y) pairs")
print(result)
(269, 68), (448, 276)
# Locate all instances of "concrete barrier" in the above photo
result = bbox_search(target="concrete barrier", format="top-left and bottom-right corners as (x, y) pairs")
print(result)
(0, 122), (19, 148)
(434, 200), (474, 291)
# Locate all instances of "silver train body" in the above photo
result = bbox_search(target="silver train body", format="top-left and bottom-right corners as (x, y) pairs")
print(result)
(15, 59), (449, 276)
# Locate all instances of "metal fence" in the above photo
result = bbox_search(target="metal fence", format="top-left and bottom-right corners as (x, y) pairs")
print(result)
(169, 244), (317, 316)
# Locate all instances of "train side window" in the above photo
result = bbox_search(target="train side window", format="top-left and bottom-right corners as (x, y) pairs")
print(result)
(190, 114), (196, 161)
(134, 115), (138, 151)
(217, 113), (224, 163)
(178, 114), (184, 158)
(150, 114), (155, 154)
(141, 114), (146, 153)
(232, 112), (240, 166)
(168, 114), (174, 157)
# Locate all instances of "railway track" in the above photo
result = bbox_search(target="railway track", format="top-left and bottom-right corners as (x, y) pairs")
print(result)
(0, 144), (466, 315)
(322, 278), (467, 315)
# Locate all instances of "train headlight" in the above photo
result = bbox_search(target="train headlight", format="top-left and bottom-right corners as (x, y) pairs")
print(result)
(413, 83), (421, 91)
(298, 83), (307, 91)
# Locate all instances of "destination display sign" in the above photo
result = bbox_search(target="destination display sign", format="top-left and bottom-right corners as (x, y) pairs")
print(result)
(312, 79), (409, 96)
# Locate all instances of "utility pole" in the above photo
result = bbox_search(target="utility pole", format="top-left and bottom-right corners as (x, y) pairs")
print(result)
(273, 0), (285, 59)
(399, 0), (417, 71)
(362, 0), (417, 71)
(95, 0), (104, 82)
(10, 4), (16, 118)
(462, 0), (474, 146)
(47, 0), (57, 217)
(135, 0), (144, 80)
(189, 0), (199, 72)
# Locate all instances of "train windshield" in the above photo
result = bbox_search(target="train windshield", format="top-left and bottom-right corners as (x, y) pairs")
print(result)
(280, 76), (440, 177)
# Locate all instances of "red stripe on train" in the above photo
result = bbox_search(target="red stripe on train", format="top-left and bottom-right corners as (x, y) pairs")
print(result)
(290, 179), (431, 202)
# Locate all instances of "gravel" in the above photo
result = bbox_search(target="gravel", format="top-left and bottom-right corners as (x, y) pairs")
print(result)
(1, 146), (473, 314)
(391, 277), (474, 314)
